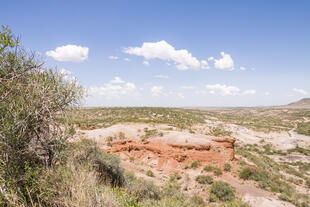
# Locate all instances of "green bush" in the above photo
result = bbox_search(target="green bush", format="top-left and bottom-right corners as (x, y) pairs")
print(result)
(195, 175), (213, 184)
(204, 165), (214, 172)
(207, 127), (232, 137)
(209, 181), (235, 202)
(0, 25), (83, 206)
(224, 163), (232, 172)
(125, 177), (160, 201)
(169, 173), (182, 182)
(213, 167), (223, 176)
(203, 165), (222, 176)
(190, 195), (205, 206)
(239, 165), (269, 182)
(85, 143), (125, 187)
(295, 122), (310, 136)
(146, 170), (155, 177)
(190, 160), (200, 169)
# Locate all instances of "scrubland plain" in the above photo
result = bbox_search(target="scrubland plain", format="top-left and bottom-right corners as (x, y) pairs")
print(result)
(67, 107), (310, 207)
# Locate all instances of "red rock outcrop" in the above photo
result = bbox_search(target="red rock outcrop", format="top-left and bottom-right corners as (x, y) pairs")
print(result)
(105, 137), (235, 173)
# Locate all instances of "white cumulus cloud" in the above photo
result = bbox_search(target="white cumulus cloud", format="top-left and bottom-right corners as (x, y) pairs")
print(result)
(151, 86), (166, 96)
(143, 60), (150, 66)
(154, 75), (168, 79)
(201, 60), (210, 69)
(123, 40), (202, 70)
(292, 88), (308, 95)
(124, 58), (131, 61)
(205, 84), (240, 96)
(181, 86), (195, 89)
(110, 76), (125, 84)
(88, 77), (138, 100)
(208, 57), (214, 61)
(214, 52), (234, 71)
(243, 89), (256, 95)
(46, 44), (88, 62)
(240, 66), (246, 71)
(108, 56), (118, 60)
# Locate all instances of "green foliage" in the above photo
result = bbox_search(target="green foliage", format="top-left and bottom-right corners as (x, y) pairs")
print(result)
(239, 165), (270, 182)
(190, 195), (205, 206)
(0, 26), (83, 206)
(207, 126), (232, 137)
(0, 25), (19, 53)
(195, 175), (213, 184)
(209, 181), (235, 202)
(169, 173), (182, 182)
(84, 141), (125, 187)
(190, 160), (200, 169)
(141, 128), (159, 141)
(67, 107), (205, 130)
(203, 165), (222, 176)
(287, 145), (310, 156)
(224, 163), (232, 172)
(146, 170), (155, 177)
(296, 121), (310, 136)
(203, 165), (214, 172)
(213, 167), (223, 176)
(125, 175), (160, 201)
(201, 108), (306, 133)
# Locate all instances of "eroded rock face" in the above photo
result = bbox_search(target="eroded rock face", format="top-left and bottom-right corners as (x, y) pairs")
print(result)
(105, 136), (235, 173)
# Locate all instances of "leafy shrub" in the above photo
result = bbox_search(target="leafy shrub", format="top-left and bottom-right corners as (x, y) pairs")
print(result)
(125, 177), (160, 201)
(86, 145), (125, 187)
(213, 167), (223, 176)
(203, 165), (222, 176)
(190, 160), (200, 169)
(146, 170), (155, 177)
(239, 165), (269, 182)
(190, 195), (205, 206)
(0, 26), (82, 206)
(195, 175), (213, 184)
(204, 165), (213, 172)
(296, 122), (310, 136)
(207, 127), (232, 137)
(224, 163), (232, 172)
(169, 173), (182, 182)
(209, 181), (235, 202)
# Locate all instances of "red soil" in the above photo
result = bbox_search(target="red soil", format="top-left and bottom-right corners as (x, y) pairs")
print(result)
(105, 137), (235, 173)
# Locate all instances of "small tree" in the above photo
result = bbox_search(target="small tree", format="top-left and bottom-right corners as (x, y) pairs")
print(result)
(0, 25), (83, 204)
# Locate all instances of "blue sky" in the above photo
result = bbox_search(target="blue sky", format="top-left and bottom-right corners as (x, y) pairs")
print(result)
(2, 0), (310, 107)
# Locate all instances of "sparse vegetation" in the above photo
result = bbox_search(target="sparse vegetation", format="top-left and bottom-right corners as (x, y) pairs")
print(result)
(146, 170), (155, 177)
(141, 127), (159, 141)
(207, 126), (232, 137)
(296, 121), (310, 136)
(203, 165), (222, 176)
(195, 175), (213, 184)
(190, 160), (200, 169)
(209, 181), (235, 202)
(237, 145), (310, 206)
(224, 163), (232, 172)
(67, 107), (205, 130)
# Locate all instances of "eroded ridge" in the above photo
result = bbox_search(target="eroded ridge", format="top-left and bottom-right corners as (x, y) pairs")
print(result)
(105, 137), (235, 173)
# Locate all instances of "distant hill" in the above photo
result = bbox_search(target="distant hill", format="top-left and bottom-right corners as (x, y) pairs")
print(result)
(287, 98), (310, 108)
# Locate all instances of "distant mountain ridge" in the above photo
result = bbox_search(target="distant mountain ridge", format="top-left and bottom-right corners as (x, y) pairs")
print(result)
(287, 98), (310, 108)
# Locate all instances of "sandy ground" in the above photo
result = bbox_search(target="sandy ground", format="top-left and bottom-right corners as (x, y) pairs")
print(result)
(204, 120), (310, 150)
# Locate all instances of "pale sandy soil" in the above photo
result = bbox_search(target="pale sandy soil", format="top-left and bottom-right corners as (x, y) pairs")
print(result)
(204, 120), (310, 150)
